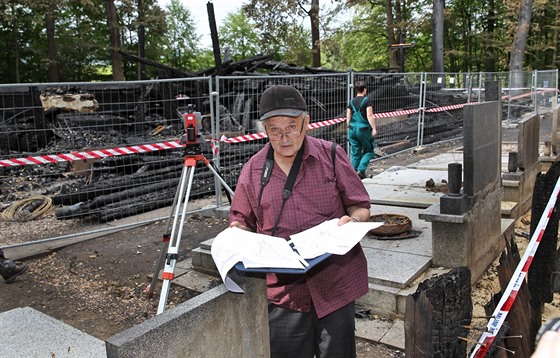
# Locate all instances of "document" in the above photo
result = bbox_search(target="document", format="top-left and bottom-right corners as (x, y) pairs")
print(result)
(211, 219), (382, 292)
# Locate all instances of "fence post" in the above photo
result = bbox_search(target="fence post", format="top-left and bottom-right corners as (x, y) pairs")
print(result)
(347, 72), (354, 156)
(532, 70), (538, 115)
(478, 72), (483, 103)
(416, 72), (427, 148)
(507, 71), (512, 124)
(212, 76), (223, 207)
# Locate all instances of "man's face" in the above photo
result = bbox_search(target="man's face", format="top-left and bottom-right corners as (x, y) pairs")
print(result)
(264, 113), (309, 160)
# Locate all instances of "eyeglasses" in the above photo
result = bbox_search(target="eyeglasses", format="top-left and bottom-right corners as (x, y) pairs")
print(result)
(266, 114), (307, 141)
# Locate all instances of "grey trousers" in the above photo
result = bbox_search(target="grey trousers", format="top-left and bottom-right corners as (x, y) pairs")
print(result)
(268, 301), (356, 358)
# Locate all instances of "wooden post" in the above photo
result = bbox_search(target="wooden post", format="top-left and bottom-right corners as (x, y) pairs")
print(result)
(207, 2), (222, 74)
(405, 267), (472, 357)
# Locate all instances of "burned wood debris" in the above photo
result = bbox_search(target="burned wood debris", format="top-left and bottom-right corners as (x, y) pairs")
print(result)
(0, 56), (486, 223)
(405, 266), (472, 357)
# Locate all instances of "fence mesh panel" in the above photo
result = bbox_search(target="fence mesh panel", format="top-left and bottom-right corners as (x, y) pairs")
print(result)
(0, 70), (557, 244)
(213, 74), (350, 191)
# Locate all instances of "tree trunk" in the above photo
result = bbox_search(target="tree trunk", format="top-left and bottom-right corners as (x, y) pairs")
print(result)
(431, 0), (444, 73)
(553, 0), (559, 68)
(12, 5), (20, 83)
(394, 0), (406, 71)
(485, 0), (496, 72)
(310, 0), (321, 67)
(509, 0), (533, 72)
(46, 11), (60, 82)
(105, 0), (124, 81)
(137, 0), (146, 80)
(385, 0), (399, 70)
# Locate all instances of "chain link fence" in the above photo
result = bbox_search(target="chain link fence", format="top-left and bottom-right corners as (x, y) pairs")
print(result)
(0, 70), (557, 244)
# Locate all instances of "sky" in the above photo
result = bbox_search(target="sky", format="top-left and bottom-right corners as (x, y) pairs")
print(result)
(158, 0), (248, 48)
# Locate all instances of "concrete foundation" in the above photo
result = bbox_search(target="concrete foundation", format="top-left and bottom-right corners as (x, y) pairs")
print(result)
(502, 161), (540, 219)
(419, 183), (512, 284)
(106, 274), (269, 358)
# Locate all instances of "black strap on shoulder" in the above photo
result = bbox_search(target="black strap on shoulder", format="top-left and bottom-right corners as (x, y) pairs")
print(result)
(331, 142), (337, 174)
(256, 147), (275, 218)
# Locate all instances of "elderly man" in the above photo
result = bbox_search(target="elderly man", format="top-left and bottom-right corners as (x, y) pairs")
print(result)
(229, 85), (371, 358)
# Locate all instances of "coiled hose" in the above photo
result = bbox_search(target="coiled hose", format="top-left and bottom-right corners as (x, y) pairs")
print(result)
(1, 195), (55, 221)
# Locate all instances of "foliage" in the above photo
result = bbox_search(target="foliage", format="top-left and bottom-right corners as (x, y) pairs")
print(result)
(218, 11), (261, 62)
(0, 0), (557, 83)
(158, 0), (203, 73)
(242, 0), (313, 66)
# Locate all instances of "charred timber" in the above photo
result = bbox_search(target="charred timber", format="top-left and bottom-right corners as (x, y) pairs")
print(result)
(405, 266), (472, 357)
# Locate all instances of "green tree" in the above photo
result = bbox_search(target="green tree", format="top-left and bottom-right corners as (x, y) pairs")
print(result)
(242, 0), (314, 66)
(157, 0), (200, 72)
(218, 11), (261, 62)
(322, 3), (394, 71)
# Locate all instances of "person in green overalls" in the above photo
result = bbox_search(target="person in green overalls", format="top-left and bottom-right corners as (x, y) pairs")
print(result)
(346, 80), (377, 179)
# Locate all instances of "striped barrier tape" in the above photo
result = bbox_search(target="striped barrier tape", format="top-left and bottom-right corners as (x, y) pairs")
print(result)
(503, 88), (557, 101)
(0, 88), (555, 167)
(0, 141), (183, 167)
(0, 101), (489, 166)
(469, 176), (560, 357)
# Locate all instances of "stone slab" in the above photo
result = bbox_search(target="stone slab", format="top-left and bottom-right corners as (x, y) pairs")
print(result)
(362, 247), (431, 288)
(380, 319), (405, 351)
(405, 151), (517, 175)
(518, 113), (541, 170)
(463, 101), (501, 197)
(355, 317), (405, 352)
(363, 168), (447, 208)
(0, 307), (106, 358)
(173, 259), (218, 293)
(407, 152), (464, 171)
(365, 167), (449, 187)
(355, 316), (394, 342)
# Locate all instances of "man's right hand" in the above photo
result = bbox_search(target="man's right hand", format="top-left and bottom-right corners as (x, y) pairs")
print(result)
(229, 221), (250, 231)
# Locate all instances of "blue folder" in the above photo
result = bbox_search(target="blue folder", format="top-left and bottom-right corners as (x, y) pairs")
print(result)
(234, 252), (332, 274)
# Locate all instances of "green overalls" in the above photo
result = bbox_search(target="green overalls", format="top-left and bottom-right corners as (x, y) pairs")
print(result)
(348, 97), (375, 172)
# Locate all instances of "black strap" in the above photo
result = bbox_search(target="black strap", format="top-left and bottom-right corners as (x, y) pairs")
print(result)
(256, 148), (275, 210)
(331, 142), (336, 174)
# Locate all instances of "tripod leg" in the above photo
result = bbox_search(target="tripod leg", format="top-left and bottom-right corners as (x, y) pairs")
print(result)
(146, 164), (190, 298)
(157, 162), (196, 314)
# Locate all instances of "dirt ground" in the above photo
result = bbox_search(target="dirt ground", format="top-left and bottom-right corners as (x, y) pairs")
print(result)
(1, 137), (558, 357)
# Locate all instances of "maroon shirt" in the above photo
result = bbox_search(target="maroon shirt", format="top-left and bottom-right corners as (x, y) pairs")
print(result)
(229, 136), (370, 318)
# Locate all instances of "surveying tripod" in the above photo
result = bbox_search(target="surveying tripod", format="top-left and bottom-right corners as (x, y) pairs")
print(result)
(146, 105), (234, 315)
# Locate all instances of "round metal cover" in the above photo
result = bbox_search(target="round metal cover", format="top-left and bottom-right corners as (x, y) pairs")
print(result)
(368, 214), (412, 236)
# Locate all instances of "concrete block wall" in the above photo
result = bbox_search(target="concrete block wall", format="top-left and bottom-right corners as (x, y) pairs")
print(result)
(106, 274), (269, 358)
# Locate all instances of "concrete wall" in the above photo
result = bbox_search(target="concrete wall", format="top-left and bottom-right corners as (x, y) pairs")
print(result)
(424, 181), (509, 284)
(106, 273), (269, 358)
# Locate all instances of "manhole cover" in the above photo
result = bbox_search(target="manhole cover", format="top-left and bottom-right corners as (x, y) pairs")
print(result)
(368, 213), (412, 237)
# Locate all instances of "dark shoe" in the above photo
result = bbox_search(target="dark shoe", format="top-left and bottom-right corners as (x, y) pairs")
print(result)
(3, 262), (28, 284)
(357, 171), (366, 179)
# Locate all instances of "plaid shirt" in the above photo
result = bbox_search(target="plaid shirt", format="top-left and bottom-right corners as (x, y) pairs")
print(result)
(229, 136), (370, 318)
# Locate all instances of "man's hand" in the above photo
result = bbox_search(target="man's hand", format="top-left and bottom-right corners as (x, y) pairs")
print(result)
(532, 330), (560, 357)
(229, 221), (250, 231)
(338, 215), (359, 226)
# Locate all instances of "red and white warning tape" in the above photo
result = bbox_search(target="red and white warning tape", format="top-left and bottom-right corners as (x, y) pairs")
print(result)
(502, 88), (557, 101)
(0, 141), (183, 167)
(1, 88), (556, 167)
(469, 176), (560, 357)
(219, 117), (348, 144)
